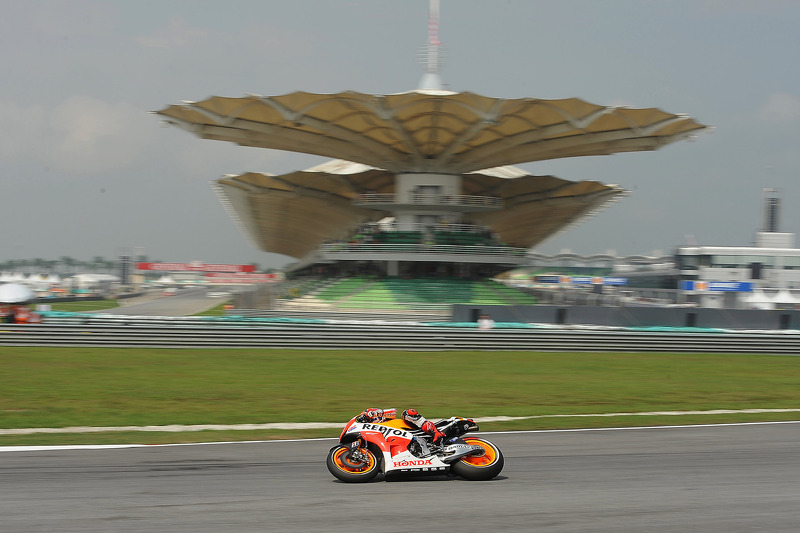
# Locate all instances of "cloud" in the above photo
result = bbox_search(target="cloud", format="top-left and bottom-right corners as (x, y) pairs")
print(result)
(0, 102), (46, 159)
(757, 92), (800, 123)
(47, 96), (152, 173)
(0, 96), (152, 174)
(136, 18), (209, 49)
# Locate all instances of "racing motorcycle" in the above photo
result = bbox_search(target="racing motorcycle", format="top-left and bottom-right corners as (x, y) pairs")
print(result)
(326, 413), (504, 483)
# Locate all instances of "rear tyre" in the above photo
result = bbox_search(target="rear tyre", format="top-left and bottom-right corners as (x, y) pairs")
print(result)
(326, 445), (380, 483)
(450, 437), (504, 481)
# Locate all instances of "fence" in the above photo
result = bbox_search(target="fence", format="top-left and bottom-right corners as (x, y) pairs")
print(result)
(1, 319), (798, 354)
(451, 304), (800, 330)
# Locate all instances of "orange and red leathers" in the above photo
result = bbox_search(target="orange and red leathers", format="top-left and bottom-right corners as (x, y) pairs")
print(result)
(421, 420), (445, 443)
(402, 409), (445, 443)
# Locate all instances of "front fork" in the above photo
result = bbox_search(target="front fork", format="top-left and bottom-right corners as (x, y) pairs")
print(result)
(348, 437), (370, 464)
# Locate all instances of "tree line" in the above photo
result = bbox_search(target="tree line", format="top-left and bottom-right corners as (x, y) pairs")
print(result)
(0, 256), (139, 274)
(1, 257), (271, 274)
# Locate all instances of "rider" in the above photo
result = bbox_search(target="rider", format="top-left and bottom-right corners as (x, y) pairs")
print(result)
(357, 407), (446, 444)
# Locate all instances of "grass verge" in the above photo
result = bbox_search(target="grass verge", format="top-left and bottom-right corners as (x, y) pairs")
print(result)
(1, 347), (798, 446)
(44, 299), (119, 312)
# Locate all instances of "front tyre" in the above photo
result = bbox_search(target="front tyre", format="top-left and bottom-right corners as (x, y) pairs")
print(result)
(450, 437), (504, 481)
(326, 445), (380, 483)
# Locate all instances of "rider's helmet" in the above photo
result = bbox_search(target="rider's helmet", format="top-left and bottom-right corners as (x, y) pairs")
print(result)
(402, 408), (422, 424)
(357, 408), (384, 423)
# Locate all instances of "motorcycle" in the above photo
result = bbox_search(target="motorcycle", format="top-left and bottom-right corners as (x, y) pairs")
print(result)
(326, 413), (504, 483)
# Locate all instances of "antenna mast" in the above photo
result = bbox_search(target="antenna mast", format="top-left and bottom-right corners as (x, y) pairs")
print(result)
(418, 0), (446, 90)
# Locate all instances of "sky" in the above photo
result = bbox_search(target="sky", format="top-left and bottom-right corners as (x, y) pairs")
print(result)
(1, 0), (799, 270)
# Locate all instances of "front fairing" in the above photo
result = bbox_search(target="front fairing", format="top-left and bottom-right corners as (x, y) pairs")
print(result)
(338, 417), (359, 442)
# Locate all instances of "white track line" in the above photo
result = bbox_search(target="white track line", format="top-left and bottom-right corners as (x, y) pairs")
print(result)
(2, 408), (798, 436)
(2, 420), (799, 453)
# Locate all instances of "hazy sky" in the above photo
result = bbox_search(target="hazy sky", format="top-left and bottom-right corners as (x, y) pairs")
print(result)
(2, 0), (799, 269)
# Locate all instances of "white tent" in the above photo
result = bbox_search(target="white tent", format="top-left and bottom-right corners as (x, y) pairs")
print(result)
(742, 289), (774, 310)
(773, 289), (799, 308)
(0, 283), (35, 303)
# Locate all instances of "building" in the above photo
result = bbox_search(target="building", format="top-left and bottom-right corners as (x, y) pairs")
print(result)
(676, 189), (800, 309)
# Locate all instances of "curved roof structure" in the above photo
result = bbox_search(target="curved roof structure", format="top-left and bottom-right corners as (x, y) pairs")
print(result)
(158, 88), (706, 262)
(156, 90), (708, 174)
(214, 160), (625, 259)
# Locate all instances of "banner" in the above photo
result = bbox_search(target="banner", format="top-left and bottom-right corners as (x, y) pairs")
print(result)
(204, 273), (282, 283)
(680, 281), (752, 292)
(535, 275), (628, 286)
(137, 262), (256, 273)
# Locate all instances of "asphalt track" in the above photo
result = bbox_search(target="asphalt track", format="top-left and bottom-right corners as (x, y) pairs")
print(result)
(108, 288), (223, 316)
(1, 422), (798, 532)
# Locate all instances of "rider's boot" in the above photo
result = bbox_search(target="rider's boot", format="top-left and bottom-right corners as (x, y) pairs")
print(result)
(422, 420), (446, 446)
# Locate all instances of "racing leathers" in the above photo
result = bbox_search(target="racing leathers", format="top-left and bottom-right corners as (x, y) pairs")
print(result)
(357, 407), (446, 444)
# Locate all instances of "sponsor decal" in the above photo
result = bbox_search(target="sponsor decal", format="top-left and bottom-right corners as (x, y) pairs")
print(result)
(392, 459), (434, 468)
(360, 423), (412, 440)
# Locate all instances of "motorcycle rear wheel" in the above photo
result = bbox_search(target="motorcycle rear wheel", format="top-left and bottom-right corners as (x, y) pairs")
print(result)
(450, 437), (504, 481)
(326, 445), (380, 483)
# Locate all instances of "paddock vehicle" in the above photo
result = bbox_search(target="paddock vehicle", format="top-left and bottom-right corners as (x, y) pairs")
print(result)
(326, 414), (503, 483)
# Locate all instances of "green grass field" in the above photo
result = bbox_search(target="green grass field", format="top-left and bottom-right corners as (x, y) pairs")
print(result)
(45, 299), (120, 312)
(43, 298), (227, 316)
(1, 347), (798, 446)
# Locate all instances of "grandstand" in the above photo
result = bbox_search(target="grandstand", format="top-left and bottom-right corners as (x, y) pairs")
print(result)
(157, 2), (707, 315)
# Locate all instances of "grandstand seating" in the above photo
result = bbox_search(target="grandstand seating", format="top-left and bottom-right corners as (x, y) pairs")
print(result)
(373, 231), (422, 244)
(291, 276), (536, 311)
(433, 231), (489, 246)
(315, 277), (373, 300)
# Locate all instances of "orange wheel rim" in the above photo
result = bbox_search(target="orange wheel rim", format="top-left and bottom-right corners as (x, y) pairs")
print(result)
(333, 447), (375, 473)
(460, 438), (497, 467)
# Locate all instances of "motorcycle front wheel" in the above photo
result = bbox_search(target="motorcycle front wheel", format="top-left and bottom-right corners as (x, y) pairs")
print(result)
(450, 437), (504, 481)
(326, 445), (380, 483)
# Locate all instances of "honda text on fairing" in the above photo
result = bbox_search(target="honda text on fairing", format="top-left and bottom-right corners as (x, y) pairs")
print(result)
(326, 414), (504, 482)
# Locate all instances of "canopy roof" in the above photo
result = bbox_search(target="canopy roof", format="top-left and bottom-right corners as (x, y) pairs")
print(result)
(214, 160), (625, 259)
(157, 90), (708, 174)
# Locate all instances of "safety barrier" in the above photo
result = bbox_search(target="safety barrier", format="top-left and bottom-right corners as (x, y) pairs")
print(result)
(1, 319), (798, 354)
